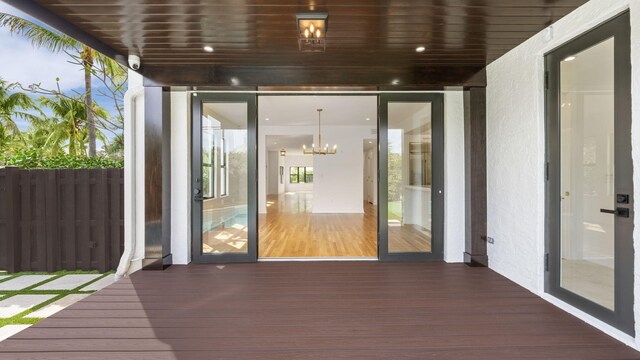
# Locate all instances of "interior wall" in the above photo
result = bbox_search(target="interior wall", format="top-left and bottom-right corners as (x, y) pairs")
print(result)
(364, 147), (377, 205)
(485, 0), (640, 348)
(284, 154), (314, 193)
(258, 125), (371, 214)
(267, 151), (279, 195)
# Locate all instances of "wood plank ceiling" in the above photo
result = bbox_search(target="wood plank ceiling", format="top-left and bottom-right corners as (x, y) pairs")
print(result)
(29, 0), (589, 87)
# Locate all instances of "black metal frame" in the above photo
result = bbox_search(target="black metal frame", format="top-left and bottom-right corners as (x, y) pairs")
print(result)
(191, 93), (258, 263)
(378, 93), (445, 261)
(545, 11), (634, 335)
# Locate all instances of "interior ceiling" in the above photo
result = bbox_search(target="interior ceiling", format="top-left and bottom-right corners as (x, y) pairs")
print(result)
(259, 95), (377, 126)
(24, 0), (589, 86)
(266, 135), (313, 153)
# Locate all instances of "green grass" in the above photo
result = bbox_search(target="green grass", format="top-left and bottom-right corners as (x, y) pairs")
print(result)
(0, 271), (113, 328)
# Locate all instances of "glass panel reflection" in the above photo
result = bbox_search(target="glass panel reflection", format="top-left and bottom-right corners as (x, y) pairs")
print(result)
(202, 102), (248, 254)
(388, 102), (432, 253)
(560, 37), (615, 309)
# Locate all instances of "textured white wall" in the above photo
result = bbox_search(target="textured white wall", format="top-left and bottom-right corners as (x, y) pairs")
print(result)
(486, 0), (640, 348)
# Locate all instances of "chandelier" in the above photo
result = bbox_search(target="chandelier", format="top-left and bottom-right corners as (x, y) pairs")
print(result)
(296, 13), (328, 52)
(303, 109), (337, 155)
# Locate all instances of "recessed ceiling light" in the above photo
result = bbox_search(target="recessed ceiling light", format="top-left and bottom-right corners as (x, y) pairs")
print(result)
(366, 117), (370, 121)
(391, 79), (400, 85)
(265, 118), (270, 121)
(369, 141), (372, 144)
(231, 77), (240, 85)
(564, 56), (576, 62)
(203, 45), (214, 53)
(274, 142), (277, 145)
(416, 46), (426, 53)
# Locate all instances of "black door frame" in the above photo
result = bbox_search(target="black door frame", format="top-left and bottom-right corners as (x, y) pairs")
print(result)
(191, 92), (258, 263)
(191, 91), (446, 263)
(378, 93), (445, 261)
(545, 11), (633, 335)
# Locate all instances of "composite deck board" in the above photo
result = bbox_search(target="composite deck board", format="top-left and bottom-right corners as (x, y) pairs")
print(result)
(0, 262), (638, 359)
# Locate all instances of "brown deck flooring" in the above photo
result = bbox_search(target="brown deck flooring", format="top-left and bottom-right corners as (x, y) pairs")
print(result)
(1, 262), (639, 359)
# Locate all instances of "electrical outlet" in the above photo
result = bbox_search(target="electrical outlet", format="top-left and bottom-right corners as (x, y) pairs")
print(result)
(487, 236), (495, 244)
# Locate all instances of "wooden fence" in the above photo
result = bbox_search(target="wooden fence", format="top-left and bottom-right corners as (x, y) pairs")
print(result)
(0, 167), (124, 273)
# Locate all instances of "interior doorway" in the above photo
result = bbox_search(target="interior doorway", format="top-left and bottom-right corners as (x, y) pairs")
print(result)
(191, 91), (445, 263)
(258, 95), (378, 258)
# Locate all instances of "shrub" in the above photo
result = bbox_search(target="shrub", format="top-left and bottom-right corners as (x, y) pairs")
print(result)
(0, 149), (123, 169)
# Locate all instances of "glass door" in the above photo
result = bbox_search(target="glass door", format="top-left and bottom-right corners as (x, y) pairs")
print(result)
(546, 12), (633, 334)
(192, 93), (257, 263)
(379, 93), (444, 261)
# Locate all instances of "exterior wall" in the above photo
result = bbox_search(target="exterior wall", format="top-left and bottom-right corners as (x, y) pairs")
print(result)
(444, 90), (465, 263)
(123, 89), (466, 267)
(170, 91), (191, 265)
(486, 0), (640, 348)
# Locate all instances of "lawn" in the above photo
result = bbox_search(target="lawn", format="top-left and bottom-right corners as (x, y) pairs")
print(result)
(0, 270), (111, 328)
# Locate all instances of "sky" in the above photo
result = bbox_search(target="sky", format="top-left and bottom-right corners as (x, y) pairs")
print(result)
(0, 2), (123, 144)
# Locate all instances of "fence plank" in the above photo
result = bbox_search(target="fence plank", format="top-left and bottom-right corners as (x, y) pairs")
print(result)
(0, 168), (124, 273)
(77, 169), (91, 271)
(61, 170), (77, 270)
(94, 170), (108, 273)
(19, 171), (32, 271)
(110, 170), (124, 270)
(1, 168), (21, 272)
(45, 170), (60, 272)
(34, 170), (47, 271)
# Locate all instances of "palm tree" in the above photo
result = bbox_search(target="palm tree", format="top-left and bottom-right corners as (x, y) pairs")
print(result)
(39, 96), (108, 156)
(0, 13), (122, 156)
(0, 78), (38, 140)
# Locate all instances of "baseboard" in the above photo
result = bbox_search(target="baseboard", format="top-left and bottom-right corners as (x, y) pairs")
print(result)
(312, 208), (364, 214)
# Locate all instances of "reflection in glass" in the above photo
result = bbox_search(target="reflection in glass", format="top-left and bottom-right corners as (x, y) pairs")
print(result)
(560, 37), (615, 309)
(202, 103), (248, 254)
(387, 102), (432, 253)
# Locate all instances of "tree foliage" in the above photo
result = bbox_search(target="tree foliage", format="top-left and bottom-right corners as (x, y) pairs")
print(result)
(1, 149), (123, 169)
(0, 13), (126, 168)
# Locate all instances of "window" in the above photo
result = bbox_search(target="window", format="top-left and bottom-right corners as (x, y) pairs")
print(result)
(290, 166), (313, 183)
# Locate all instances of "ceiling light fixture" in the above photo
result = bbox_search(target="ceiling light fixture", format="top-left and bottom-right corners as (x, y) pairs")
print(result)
(303, 109), (337, 155)
(564, 56), (576, 62)
(265, 118), (270, 121)
(416, 46), (426, 53)
(280, 149), (286, 156)
(366, 117), (370, 121)
(296, 13), (328, 52)
(391, 79), (401, 85)
(203, 45), (214, 53)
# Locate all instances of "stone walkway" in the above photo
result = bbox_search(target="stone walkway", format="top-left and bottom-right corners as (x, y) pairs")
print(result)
(0, 273), (115, 342)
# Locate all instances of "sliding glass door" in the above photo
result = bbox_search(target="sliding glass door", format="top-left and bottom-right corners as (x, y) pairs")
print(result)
(192, 93), (257, 263)
(545, 12), (633, 335)
(379, 94), (444, 261)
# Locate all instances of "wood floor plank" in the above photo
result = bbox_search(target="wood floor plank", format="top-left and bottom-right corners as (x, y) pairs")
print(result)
(0, 262), (638, 359)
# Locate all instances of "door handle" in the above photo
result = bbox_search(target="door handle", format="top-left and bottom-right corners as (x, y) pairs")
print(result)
(600, 207), (630, 218)
(193, 188), (203, 202)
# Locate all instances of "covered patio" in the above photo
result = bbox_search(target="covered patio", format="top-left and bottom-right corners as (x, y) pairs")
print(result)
(0, 262), (637, 359)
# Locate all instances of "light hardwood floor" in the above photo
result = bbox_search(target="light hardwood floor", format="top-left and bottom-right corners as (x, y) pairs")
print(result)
(259, 193), (377, 258)
(202, 192), (432, 257)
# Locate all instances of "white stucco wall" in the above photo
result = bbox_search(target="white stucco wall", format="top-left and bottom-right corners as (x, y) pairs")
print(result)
(486, 0), (639, 348)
